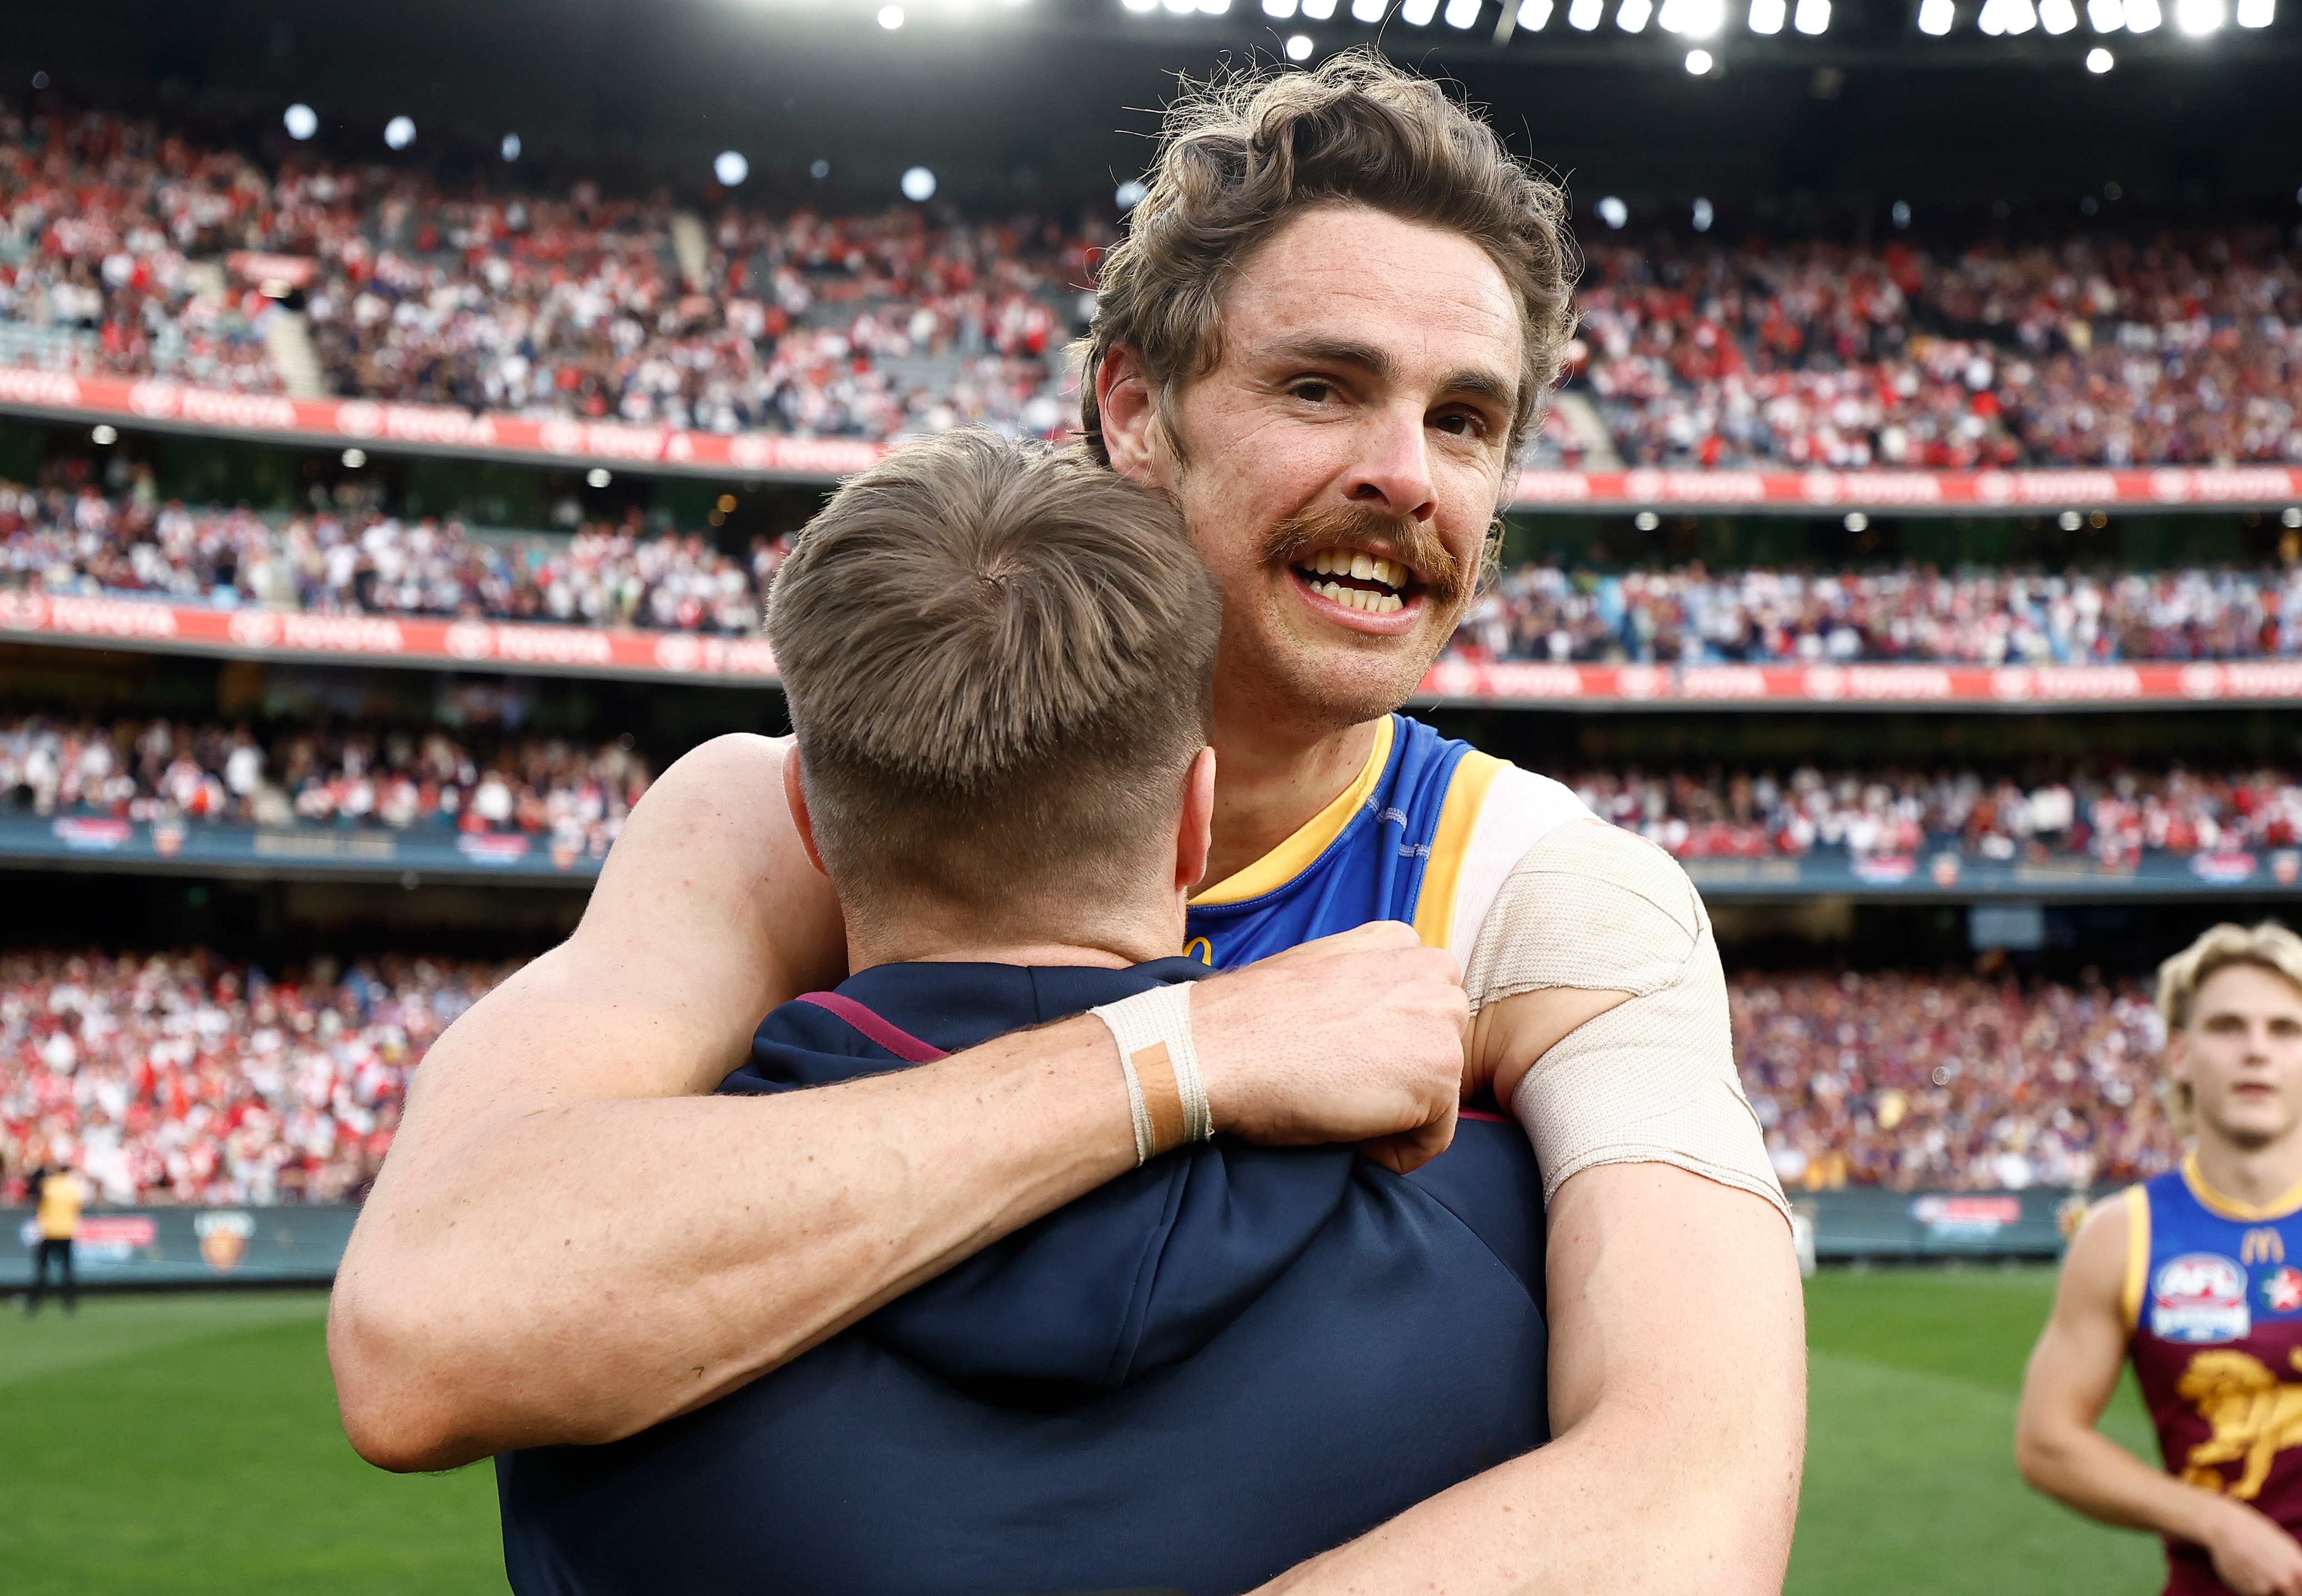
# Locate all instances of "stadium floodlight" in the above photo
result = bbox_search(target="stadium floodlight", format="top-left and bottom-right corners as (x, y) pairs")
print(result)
(2040, 0), (2077, 28)
(586, 468), (613, 488)
(1200, 0), (1232, 15)
(2235, 0), (2271, 19)
(2283, 506), (2302, 529)
(1693, 197), (1715, 229)
(1596, 195), (1629, 228)
(901, 166), (937, 201)
(1633, 510), (1661, 531)
(342, 448), (367, 468)
(2058, 510), (2084, 530)
(2174, 0), (2222, 29)
(91, 424), (118, 446)
(1892, 199), (1912, 227)
(1917, 0), (1954, 30)
(283, 103), (319, 141)
(1116, 179), (1149, 207)
(2126, 0), (2161, 29)
(1978, 0), (2034, 30)
(1122, 0), (1157, 11)
(1843, 512), (1869, 533)
(2087, 0), (2124, 25)
(1618, 0), (1653, 29)
(1403, 0), (1438, 22)
(384, 115), (415, 150)
(1286, 28), (1316, 51)
(1162, 0), (1194, 14)
(1569, 0), (1605, 23)
(879, 4), (904, 25)
(1661, 0), (1727, 29)
(1302, 0), (1337, 15)
(1748, 0), (1786, 27)
(1445, 0), (1482, 26)
(1265, 0), (1298, 14)
(2087, 41), (2116, 62)
(1351, 0), (1386, 18)
(501, 133), (521, 161)
(1686, 45), (1714, 66)
(714, 150), (749, 186)
(1793, 0), (1829, 28)
(1519, 0), (1555, 24)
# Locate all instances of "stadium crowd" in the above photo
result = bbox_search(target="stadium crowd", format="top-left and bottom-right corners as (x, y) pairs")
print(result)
(3, 104), (2299, 465)
(0, 948), (509, 1207)
(0, 716), (651, 856)
(1743, 968), (2173, 1193)
(1569, 763), (2302, 863)
(0, 946), (2176, 1205)
(1452, 560), (2302, 664)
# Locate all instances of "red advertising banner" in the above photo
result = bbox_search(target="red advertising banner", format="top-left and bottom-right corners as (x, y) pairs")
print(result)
(9, 587), (2302, 705)
(3, 368), (2300, 509)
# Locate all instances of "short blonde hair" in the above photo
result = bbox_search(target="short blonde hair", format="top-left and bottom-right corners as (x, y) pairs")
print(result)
(2155, 920), (2302, 1133)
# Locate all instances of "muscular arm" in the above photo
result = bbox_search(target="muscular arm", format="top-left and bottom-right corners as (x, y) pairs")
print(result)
(329, 735), (1467, 1472)
(2015, 1200), (2302, 1595)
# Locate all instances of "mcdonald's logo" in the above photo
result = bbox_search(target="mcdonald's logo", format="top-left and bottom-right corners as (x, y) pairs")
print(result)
(2244, 1228), (2287, 1267)
(1183, 937), (1213, 967)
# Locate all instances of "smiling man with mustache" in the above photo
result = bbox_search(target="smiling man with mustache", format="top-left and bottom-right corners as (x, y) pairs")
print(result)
(332, 53), (1805, 1595)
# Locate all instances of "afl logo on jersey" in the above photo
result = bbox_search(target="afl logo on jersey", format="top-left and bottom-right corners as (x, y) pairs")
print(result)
(2152, 1254), (2254, 1344)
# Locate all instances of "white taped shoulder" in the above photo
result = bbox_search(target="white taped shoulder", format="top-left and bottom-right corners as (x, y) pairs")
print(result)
(1465, 820), (1789, 1221)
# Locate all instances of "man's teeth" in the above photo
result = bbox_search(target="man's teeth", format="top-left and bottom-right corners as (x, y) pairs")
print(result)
(1305, 548), (1409, 589)
(1307, 579), (1405, 614)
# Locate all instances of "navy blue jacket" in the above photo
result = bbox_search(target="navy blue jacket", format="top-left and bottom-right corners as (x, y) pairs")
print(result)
(498, 960), (1548, 1596)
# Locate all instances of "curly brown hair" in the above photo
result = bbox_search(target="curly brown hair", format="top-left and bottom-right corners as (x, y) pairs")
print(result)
(1078, 49), (1578, 466)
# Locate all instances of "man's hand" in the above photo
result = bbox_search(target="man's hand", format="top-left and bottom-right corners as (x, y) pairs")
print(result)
(2203, 1497), (2302, 1596)
(1195, 922), (1468, 1174)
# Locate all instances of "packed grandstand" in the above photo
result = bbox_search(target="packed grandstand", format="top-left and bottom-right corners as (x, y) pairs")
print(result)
(3, 103), (2299, 468)
(0, 947), (2180, 1207)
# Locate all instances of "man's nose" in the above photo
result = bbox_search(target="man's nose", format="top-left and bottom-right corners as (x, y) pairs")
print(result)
(1342, 405), (1438, 523)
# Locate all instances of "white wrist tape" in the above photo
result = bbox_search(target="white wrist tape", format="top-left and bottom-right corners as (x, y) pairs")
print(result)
(1089, 982), (1212, 1166)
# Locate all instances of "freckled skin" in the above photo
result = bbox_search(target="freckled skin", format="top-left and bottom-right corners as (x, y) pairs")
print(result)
(1130, 205), (1524, 741)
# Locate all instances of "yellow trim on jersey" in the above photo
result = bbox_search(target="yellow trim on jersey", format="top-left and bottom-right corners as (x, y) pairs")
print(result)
(2120, 1184), (2149, 1332)
(1191, 717), (1395, 908)
(2180, 1152), (2302, 1223)
(1410, 751), (1507, 951)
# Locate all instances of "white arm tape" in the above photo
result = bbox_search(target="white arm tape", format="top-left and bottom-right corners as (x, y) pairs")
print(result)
(1466, 821), (1790, 1222)
(1090, 982), (1212, 1165)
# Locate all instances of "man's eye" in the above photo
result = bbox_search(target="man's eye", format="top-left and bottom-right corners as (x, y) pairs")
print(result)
(1434, 412), (1489, 439)
(1291, 381), (1332, 404)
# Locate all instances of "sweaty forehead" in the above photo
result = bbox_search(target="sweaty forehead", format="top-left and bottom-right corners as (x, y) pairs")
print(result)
(1219, 205), (1523, 392)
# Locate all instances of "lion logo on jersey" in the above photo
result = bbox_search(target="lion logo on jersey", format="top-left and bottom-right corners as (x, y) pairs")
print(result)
(2178, 1347), (2302, 1500)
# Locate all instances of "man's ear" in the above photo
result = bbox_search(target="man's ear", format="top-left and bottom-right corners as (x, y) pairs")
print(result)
(782, 747), (830, 879)
(1173, 746), (1217, 895)
(2165, 1026), (2193, 1091)
(1096, 345), (1166, 488)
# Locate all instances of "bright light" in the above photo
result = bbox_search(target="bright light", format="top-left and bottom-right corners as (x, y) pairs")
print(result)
(1793, 0), (1829, 30)
(283, 103), (318, 141)
(2236, 0), (2272, 22)
(1843, 512), (1870, 533)
(901, 166), (937, 202)
(1200, 0), (1231, 14)
(1747, 0), (1786, 30)
(2041, 0), (2077, 28)
(1351, 0), (1385, 18)
(1634, 511), (1661, 531)
(1445, 0), (1482, 24)
(1568, 0), (1604, 22)
(501, 133), (521, 161)
(2087, 42), (2117, 62)
(1122, 0), (1156, 11)
(879, 4), (905, 24)
(2127, 0), (2161, 29)
(1661, 0), (1726, 29)
(1519, 0), (1554, 23)
(1286, 27), (1316, 49)
(383, 115), (415, 150)
(1685, 46), (1715, 68)
(1162, 0), (1193, 13)
(1978, 0), (2033, 30)
(2087, 0), (2123, 24)
(1618, 0), (1652, 29)
(91, 424), (117, 446)
(1596, 195), (1629, 229)
(1917, 0), (1953, 29)
(1116, 179), (1149, 208)
(1403, 0), (1438, 20)
(2284, 506), (2302, 529)
(2058, 510), (2084, 530)
(1692, 197), (1715, 230)
(342, 448), (367, 468)
(1891, 199), (1912, 227)
(1302, 0), (1337, 15)
(2174, 0), (2221, 29)
(1264, 0), (1298, 14)
(714, 150), (749, 186)
(586, 468), (613, 489)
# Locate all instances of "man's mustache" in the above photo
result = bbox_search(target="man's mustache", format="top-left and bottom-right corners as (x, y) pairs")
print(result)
(1256, 504), (1469, 611)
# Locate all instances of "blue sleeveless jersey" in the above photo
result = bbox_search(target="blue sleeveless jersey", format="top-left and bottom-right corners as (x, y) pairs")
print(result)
(2124, 1157), (2302, 1594)
(1183, 713), (1502, 968)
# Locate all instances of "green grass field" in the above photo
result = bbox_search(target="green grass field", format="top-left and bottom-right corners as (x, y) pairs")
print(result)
(0, 1269), (2169, 1594)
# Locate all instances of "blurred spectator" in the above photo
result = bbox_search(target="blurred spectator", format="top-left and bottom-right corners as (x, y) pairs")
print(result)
(0, 949), (513, 1206)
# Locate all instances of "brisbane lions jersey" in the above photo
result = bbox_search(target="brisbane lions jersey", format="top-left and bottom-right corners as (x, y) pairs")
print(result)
(2127, 1157), (2302, 1595)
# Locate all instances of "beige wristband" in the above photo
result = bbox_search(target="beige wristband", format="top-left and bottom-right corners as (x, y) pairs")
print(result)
(1089, 983), (1212, 1165)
